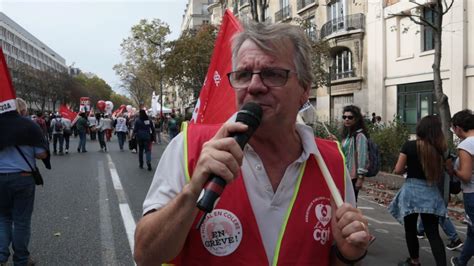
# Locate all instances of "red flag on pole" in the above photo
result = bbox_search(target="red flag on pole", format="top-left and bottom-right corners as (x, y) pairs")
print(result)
(191, 9), (242, 124)
(59, 104), (77, 121)
(0, 48), (17, 114)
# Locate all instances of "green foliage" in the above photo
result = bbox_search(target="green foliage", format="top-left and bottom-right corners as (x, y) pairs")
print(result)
(163, 24), (217, 101)
(368, 118), (409, 172)
(312, 120), (340, 139)
(114, 18), (170, 106)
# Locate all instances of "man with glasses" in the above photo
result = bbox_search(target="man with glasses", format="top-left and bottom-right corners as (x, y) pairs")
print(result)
(135, 22), (370, 265)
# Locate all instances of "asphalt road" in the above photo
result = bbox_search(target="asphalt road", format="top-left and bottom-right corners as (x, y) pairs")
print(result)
(17, 135), (470, 265)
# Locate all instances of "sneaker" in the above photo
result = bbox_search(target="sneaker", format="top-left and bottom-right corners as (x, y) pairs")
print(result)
(398, 257), (420, 266)
(447, 239), (463, 251)
(416, 232), (425, 239)
(451, 257), (461, 266)
(65, 149), (68, 154)
(147, 163), (152, 171)
(27, 256), (37, 265)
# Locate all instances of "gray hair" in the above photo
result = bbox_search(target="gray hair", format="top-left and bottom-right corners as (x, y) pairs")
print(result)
(231, 22), (313, 90)
(16, 97), (28, 115)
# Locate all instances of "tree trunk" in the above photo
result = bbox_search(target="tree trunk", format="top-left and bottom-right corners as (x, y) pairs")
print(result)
(432, 1), (452, 141)
(259, 0), (266, 22)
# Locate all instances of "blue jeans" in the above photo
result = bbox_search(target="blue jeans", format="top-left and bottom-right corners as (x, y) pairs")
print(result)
(0, 173), (36, 265)
(116, 132), (127, 150)
(52, 133), (64, 153)
(78, 131), (86, 152)
(418, 215), (459, 241)
(458, 192), (474, 265)
(137, 139), (151, 166)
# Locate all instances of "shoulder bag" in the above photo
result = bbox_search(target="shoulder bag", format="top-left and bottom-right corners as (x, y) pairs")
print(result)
(15, 146), (44, 186)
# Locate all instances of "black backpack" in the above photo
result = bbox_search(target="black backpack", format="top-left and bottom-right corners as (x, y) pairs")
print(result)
(365, 138), (381, 177)
(54, 118), (63, 132)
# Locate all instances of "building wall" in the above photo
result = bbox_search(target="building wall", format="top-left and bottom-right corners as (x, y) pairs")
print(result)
(373, 0), (472, 126)
(0, 12), (66, 72)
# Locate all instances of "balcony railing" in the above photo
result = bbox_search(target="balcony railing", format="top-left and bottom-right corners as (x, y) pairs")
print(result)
(320, 13), (365, 39)
(275, 5), (291, 22)
(331, 68), (356, 81)
(297, 0), (316, 11)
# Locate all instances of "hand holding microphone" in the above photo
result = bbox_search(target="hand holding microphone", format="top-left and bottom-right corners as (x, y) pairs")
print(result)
(195, 102), (262, 229)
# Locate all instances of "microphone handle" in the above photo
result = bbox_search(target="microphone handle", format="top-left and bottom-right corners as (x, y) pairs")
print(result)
(197, 174), (226, 213)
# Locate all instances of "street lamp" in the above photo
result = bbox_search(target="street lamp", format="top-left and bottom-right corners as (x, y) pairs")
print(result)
(135, 35), (164, 117)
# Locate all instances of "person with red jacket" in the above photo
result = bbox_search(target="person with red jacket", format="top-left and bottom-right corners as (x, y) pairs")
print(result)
(134, 22), (370, 265)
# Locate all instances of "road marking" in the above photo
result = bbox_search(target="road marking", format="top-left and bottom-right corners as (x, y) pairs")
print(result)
(365, 215), (400, 225)
(358, 206), (374, 210)
(106, 154), (136, 257)
(98, 161), (118, 264)
(374, 229), (389, 234)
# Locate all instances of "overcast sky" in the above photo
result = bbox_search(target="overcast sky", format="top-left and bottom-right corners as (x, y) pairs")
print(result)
(0, 0), (188, 94)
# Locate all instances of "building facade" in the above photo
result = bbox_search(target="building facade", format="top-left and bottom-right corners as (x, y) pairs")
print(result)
(0, 12), (67, 73)
(367, 0), (473, 132)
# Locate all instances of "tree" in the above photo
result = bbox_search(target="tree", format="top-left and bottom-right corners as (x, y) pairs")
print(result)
(163, 25), (217, 103)
(114, 18), (170, 107)
(393, 0), (454, 140)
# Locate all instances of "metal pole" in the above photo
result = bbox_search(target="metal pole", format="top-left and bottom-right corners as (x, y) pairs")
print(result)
(159, 42), (163, 117)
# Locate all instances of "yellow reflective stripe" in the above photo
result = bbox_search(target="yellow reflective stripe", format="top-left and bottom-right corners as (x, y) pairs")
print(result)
(182, 122), (191, 183)
(272, 160), (307, 266)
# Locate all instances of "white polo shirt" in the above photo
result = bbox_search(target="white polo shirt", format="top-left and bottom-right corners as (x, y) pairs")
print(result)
(143, 122), (355, 263)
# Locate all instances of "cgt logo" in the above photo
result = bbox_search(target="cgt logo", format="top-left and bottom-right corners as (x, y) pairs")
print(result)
(305, 197), (332, 245)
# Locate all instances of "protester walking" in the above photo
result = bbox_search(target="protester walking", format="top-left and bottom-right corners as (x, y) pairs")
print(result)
(133, 110), (154, 171)
(75, 113), (88, 153)
(340, 105), (369, 201)
(167, 113), (179, 141)
(50, 113), (66, 155)
(389, 115), (449, 266)
(62, 116), (72, 154)
(450, 109), (474, 266)
(102, 114), (113, 142)
(0, 93), (50, 265)
(96, 114), (108, 152)
(87, 113), (97, 141)
(114, 114), (128, 151)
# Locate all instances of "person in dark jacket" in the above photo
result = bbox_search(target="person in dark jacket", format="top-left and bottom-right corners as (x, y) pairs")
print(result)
(133, 110), (155, 171)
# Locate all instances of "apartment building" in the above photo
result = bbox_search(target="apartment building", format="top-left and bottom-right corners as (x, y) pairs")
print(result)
(367, 0), (473, 132)
(206, 0), (369, 122)
(0, 12), (67, 73)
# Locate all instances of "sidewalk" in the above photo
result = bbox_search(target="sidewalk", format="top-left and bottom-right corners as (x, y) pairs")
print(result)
(363, 172), (466, 222)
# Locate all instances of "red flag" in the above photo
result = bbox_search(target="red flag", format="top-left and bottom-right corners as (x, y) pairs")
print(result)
(59, 104), (77, 121)
(112, 105), (126, 118)
(0, 48), (17, 114)
(191, 9), (242, 124)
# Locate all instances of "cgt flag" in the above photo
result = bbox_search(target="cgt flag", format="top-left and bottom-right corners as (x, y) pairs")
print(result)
(59, 104), (77, 121)
(0, 48), (17, 114)
(191, 9), (242, 124)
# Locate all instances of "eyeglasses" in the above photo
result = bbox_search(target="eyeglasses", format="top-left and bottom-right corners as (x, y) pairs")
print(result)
(227, 68), (293, 90)
(342, 115), (354, 120)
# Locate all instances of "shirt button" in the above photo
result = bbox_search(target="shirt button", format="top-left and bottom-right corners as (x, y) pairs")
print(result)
(256, 164), (262, 171)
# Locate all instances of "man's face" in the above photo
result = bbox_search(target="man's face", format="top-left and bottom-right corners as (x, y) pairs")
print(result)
(233, 39), (308, 126)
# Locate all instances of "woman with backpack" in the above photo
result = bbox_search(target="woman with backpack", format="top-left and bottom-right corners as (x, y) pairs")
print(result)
(340, 105), (369, 201)
(450, 109), (474, 266)
(133, 110), (155, 171)
(389, 115), (449, 266)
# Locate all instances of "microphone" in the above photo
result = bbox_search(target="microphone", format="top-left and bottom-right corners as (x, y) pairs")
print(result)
(196, 102), (262, 228)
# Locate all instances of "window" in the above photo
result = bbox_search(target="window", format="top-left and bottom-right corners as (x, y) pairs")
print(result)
(328, 0), (345, 32)
(422, 7), (435, 51)
(333, 49), (353, 80)
(397, 81), (437, 133)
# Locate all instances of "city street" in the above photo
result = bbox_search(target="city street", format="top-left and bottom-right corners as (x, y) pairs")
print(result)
(27, 136), (467, 265)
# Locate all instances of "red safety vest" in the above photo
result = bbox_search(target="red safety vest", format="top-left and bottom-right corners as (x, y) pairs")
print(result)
(168, 123), (346, 266)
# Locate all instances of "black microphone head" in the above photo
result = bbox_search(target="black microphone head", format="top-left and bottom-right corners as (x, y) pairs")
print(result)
(236, 102), (262, 131)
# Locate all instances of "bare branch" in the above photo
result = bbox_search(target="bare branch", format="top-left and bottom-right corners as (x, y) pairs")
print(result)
(442, 0), (454, 15)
